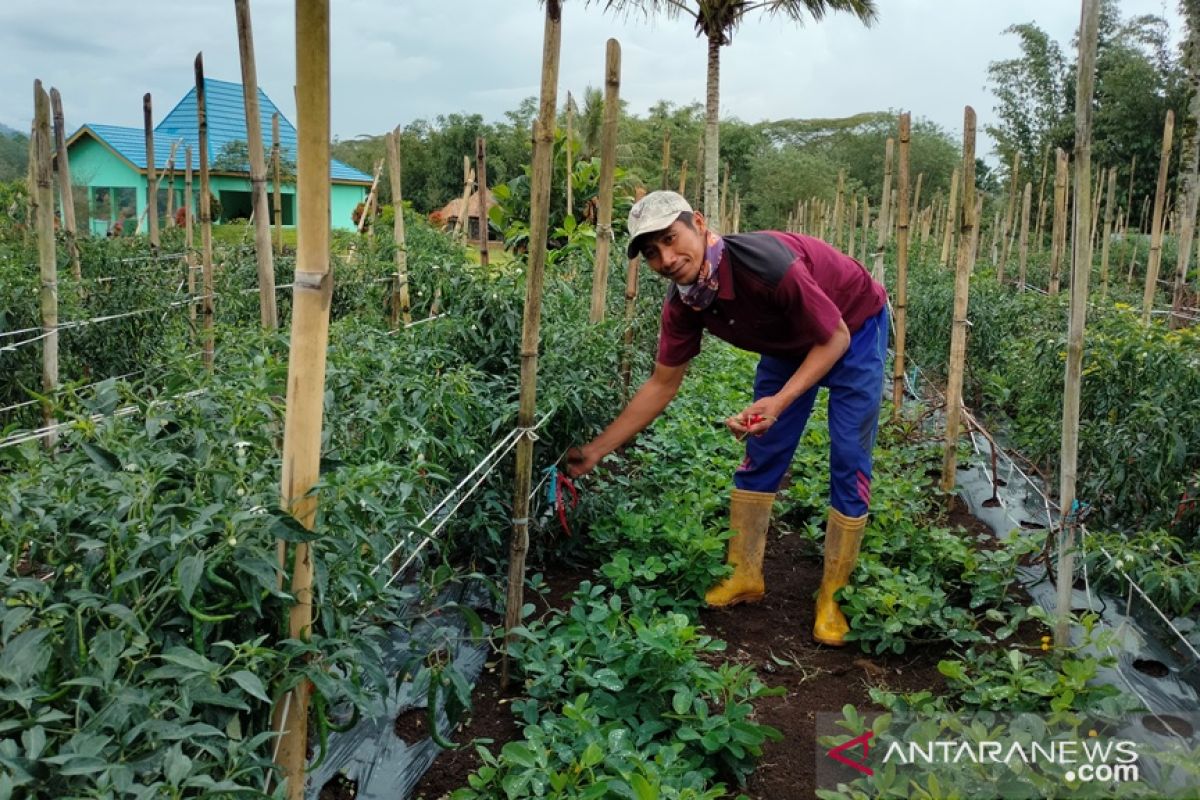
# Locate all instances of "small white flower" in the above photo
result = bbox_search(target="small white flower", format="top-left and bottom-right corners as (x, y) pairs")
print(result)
(227, 536), (237, 546)
(236, 487), (245, 497)
(124, 463), (140, 472)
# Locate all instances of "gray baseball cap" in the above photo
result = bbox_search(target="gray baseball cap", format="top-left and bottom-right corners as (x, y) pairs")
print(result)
(626, 190), (693, 258)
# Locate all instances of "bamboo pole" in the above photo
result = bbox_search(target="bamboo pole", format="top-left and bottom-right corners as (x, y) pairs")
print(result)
(453, 156), (472, 241)
(970, 194), (983, 271)
(940, 166), (959, 267)
(143, 94), (159, 249)
(476, 136), (490, 267)
(891, 113), (911, 421)
(273, 113), (283, 255)
(165, 142), (177, 227)
(1001, 152), (1021, 272)
(33, 81), (58, 449)
(385, 127), (410, 328)
(49, 87), (80, 280)
(589, 38), (620, 324)
(1100, 168), (1116, 298)
(1143, 110), (1175, 323)
(236, 0), (278, 330)
(860, 196), (871, 262)
(565, 91), (574, 219)
(940, 106), (976, 493)
(660, 128), (671, 190)
(1055, 0), (1099, 651)
(847, 195), (858, 260)
(910, 173), (924, 259)
(1125, 155), (1137, 234)
(619, 189), (646, 395)
(678, 158), (688, 196)
(503, 0), (562, 690)
(1172, 90), (1200, 327)
(360, 158), (385, 235)
(1017, 181), (1032, 291)
(989, 208), (1001, 266)
(1034, 145), (1051, 253)
(195, 56), (215, 371)
(873, 137), (894, 282)
(1049, 149), (1069, 295)
(832, 169), (845, 249)
(186, 146), (195, 322)
(272, 2), (331, 795)
(1088, 165), (1103, 252)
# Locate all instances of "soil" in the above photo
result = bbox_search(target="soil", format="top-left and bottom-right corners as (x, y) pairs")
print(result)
(411, 503), (1003, 800)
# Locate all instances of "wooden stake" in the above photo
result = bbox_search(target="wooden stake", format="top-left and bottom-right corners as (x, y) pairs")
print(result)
(1035, 145), (1051, 253)
(236, 0), (278, 329)
(873, 137), (894, 282)
(1100, 168), (1116, 298)
(454, 155), (472, 240)
(660, 128), (671, 190)
(1050, 149), (1069, 295)
(273, 113), (283, 255)
(678, 158), (688, 196)
(1172, 76), (1200, 327)
(891, 113), (911, 421)
(989, 207), (1001, 266)
(1017, 181), (1032, 291)
(503, 0), (561, 690)
(940, 166), (959, 267)
(476, 136), (490, 268)
(165, 143), (177, 227)
(186, 146), (195, 322)
(143, 94), (159, 249)
(33, 81), (57, 449)
(49, 87), (80, 280)
(195, 56), (215, 371)
(832, 169), (845, 249)
(1125, 155), (1137, 234)
(1001, 151), (1021, 272)
(940, 106), (976, 493)
(860, 196), (871, 262)
(385, 127), (410, 328)
(847, 195), (858, 260)
(361, 158), (385, 235)
(621, 185), (648, 393)
(589, 38), (620, 324)
(1055, 0), (1099, 651)
(565, 91), (574, 219)
(272, 2), (330, 795)
(1143, 110), (1174, 323)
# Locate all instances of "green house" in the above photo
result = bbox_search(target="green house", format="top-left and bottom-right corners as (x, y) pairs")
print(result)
(64, 78), (371, 236)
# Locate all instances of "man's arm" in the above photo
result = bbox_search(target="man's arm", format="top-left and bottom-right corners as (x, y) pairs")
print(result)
(567, 361), (687, 476)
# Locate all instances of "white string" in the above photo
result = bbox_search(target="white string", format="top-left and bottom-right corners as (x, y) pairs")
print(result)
(0, 329), (55, 352)
(0, 389), (207, 450)
(263, 689), (293, 794)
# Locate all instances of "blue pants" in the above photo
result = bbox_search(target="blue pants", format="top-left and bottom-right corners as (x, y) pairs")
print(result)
(734, 307), (888, 516)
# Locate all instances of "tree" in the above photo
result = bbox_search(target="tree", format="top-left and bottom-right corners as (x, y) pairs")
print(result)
(591, 0), (876, 229)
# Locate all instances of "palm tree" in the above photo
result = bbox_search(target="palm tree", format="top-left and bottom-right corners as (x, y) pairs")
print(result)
(594, 0), (877, 229)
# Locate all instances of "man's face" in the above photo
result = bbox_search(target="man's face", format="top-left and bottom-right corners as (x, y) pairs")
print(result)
(638, 213), (708, 285)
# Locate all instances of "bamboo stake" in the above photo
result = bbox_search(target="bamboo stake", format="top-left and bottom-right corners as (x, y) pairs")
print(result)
(236, 0), (278, 330)
(1001, 152), (1020, 272)
(186, 146), (195, 321)
(1172, 82), (1200, 327)
(940, 166), (959, 267)
(143, 94), (159, 249)
(1100, 168), (1116, 298)
(619, 189), (646, 395)
(847, 195), (858, 260)
(272, 2), (331, 795)
(49, 87), (80, 280)
(1088, 165), (1103, 252)
(565, 91), (574, 219)
(1035, 145), (1050, 253)
(1017, 181), (1032, 290)
(678, 158), (688, 196)
(860, 196), (871, 261)
(165, 143), (177, 227)
(1125, 155), (1137, 234)
(1055, 0), (1099, 651)
(832, 169), (845, 249)
(891, 113), (911, 421)
(1050, 149), (1069, 295)
(660, 128), (671, 190)
(361, 158), (385, 234)
(476, 136), (490, 267)
(873, 137), (894, 282)
(589, 38), (620, 324)
(989, 207), (1001, 266)
(385, 127), (410, 328)
(910, 173), (924, 259)
(273, 113), (283, 255)
(1143, 110), (1174, 323)
(970, 194), (983, 271)
(33, 81), (57, 449)
(195, 56), (215, 371)
(503, 0), (561, 690)
(940, 106), (976, 493)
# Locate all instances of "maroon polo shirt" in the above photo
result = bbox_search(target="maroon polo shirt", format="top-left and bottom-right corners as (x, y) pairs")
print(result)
(655, 231), (887, 367)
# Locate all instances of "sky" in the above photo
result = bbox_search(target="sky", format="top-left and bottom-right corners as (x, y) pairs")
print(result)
(0, 0), (1184, 165)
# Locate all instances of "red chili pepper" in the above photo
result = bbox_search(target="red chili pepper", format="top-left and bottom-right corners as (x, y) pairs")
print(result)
(555, 470), (579, 536)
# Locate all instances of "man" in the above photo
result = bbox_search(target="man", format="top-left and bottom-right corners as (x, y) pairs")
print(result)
(566, 190), (888, 647)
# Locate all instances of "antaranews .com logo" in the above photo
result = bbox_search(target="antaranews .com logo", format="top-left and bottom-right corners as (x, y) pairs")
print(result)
(816, 711), (1199, 798)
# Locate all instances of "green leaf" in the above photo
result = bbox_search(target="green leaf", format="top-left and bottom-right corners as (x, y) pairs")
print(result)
(501, 742), (537, 769)
(0, 629), (52, 687)
(81, 443), (121, 472)
(177, 554), (204, 605)
(228, 670), (269, 703)
(630, 774), (658, 800)
(158, 647), (218, 675)
(580, 742), (604, 768)
(592, 669), (623, 692)
(672, 690), (692, 715)
(164, 743), (192, 787)
(21, 726), (45, 761)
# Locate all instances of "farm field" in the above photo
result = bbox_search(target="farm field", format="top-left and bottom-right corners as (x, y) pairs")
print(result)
(3, 1), (1200, 799)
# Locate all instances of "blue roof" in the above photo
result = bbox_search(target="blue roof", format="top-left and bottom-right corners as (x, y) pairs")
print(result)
(71, 78), (371, 184)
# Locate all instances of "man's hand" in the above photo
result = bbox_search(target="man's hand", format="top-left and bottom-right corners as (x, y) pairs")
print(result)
(726, 397), (783, 440)
(565, 445), (600, 479)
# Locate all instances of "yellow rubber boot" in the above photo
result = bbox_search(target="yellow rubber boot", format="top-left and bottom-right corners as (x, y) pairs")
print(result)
(813, 508), (867, 646)
(704, 489), (775, 607)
